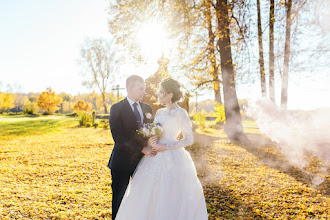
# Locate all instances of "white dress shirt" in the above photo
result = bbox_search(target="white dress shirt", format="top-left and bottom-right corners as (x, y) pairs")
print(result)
(126, 97), (144, 122)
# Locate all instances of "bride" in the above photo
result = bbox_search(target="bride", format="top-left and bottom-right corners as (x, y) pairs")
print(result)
(115, 78), (208, 220)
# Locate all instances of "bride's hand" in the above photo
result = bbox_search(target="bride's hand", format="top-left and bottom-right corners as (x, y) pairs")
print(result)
(148, 136), (158, 146)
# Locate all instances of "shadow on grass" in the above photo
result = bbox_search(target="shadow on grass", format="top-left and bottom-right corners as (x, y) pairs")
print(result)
(204, 184), (265, 220)
(192, 128), (329, 197)
(1, 113), (40, 118)
(23, 114), (40, 118)
(241, 133), (329, 196)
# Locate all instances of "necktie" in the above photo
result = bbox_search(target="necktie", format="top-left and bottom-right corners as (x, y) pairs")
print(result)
(133, 102), (143, 128)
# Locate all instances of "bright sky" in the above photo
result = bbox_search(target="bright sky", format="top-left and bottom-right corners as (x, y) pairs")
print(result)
(0, 0), (329, 110)
(235, 71), (330, 110)
(0, 0), (112, 95)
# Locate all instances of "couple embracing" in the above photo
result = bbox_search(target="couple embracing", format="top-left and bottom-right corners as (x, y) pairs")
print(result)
(108, 75), (208, 220)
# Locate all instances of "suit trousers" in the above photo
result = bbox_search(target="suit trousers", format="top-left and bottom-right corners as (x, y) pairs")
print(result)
(111, 170), (133, 220)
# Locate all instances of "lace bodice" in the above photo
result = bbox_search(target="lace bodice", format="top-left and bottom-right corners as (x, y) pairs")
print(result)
(155, 107), (194, 150)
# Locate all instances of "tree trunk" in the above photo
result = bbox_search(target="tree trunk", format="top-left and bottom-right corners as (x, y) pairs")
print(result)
(281, 0), (292, 109)
(205, 0), (222, 104)
(213, 81), (222, 104)
(216, 0), (245, 142)
(102, 91), (108, 114)
(269, 0), (275, 102)
(93, 96), (97, 112)
(257, 0), (266, 97)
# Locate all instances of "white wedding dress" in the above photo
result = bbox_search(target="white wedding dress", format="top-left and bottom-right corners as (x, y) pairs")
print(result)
(115, 107), (208, 220)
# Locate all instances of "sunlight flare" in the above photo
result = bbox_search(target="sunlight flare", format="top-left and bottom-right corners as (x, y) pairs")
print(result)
(137, 21), (169, 59)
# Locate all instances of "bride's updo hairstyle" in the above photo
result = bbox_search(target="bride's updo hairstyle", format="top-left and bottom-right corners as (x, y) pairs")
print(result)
(160, 78), (183, 103)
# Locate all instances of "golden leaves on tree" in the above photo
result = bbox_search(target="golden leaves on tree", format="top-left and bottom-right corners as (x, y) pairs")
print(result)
(0, 92), (15, 113)
(37, 88), (62, 115)
(74, 100), (92, 112)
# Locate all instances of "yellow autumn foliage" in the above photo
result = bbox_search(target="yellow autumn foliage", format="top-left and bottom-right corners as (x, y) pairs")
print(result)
(0, 115), (328, 219)
(74, 100), (92, 112)
(0, 92), (15, 113)
(37, 88), (62, 115)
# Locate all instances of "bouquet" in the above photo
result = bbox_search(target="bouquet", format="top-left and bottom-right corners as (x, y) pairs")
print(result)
(137, 122), (163, 138)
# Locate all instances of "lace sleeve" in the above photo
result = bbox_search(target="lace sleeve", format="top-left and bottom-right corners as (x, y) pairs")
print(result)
(166, 109), (194, 150)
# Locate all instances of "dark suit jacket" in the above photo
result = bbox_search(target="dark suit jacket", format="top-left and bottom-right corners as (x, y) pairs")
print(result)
(108, 98), (154, 173)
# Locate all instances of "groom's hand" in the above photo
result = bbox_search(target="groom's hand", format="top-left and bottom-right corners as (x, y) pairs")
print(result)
(151, 143), (167, 152)
(142, 145), (157, 156)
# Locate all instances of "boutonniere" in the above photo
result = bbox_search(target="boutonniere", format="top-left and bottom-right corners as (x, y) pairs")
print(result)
(145, 113), (153, 120)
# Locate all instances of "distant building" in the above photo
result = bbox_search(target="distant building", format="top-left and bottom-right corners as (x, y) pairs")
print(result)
(144, 55), (189, 113)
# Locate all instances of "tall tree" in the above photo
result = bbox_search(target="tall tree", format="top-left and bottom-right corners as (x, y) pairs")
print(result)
(183, 0), (223, 103)
(281, 0), (292, 109)
(13, 93), (24, 114)
(257, 0), (266, 97)
(215, 0), (245, 141)
(269, 0), (275, 102)
(108, 0), (246, 141)
(205, 0), (222, 103)
(79, 38), (119, 114)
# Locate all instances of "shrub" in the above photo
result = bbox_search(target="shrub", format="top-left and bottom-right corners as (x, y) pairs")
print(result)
(215, 103), (226, 124)
(86, 123), (92, 127)
(93, 123), (99, 128)
(102, 124), (109, 129)
(23, 103), (39, 115)
(193, 112), (206, 129)
(77, 111), (92, 126)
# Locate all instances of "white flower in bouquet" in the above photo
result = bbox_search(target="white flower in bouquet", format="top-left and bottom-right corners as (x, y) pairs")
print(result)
(137, 122), (163, 138)
(143, 127), (149, 135)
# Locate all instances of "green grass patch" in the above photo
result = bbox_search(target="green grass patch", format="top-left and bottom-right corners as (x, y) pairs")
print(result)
(0, 115), (78, 138)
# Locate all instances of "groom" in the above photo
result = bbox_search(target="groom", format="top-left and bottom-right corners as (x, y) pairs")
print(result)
(108, 75), (155, 220)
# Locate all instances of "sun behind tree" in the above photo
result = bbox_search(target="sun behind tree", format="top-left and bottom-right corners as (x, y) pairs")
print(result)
(137, 21), (169, 60)
(37, 88), (62, 115)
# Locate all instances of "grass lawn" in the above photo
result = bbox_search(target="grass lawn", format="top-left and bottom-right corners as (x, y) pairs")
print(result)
(0, 115), (78, 139)
(0, 116), (328, 219)
(0, 115), (113, 219)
